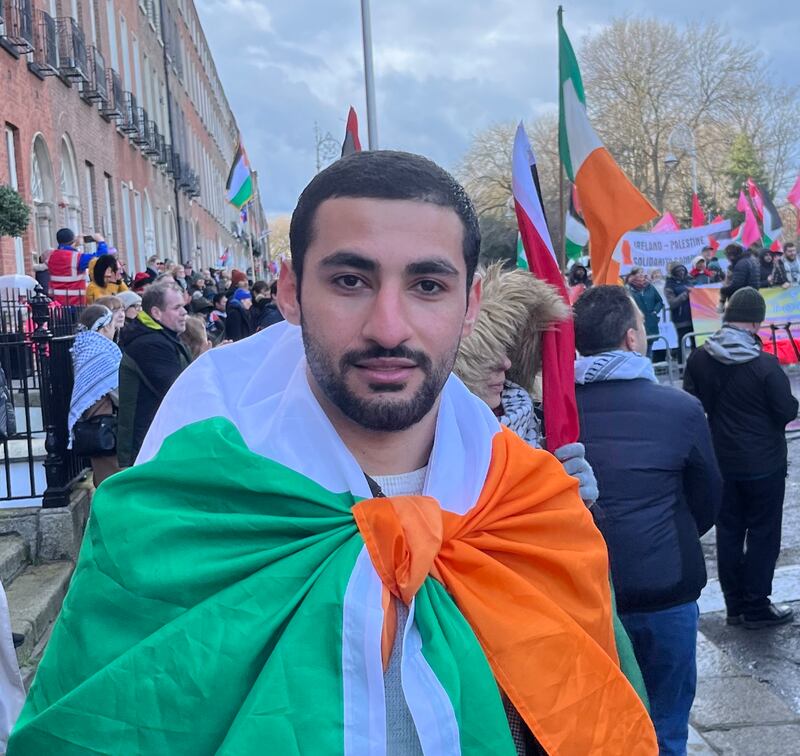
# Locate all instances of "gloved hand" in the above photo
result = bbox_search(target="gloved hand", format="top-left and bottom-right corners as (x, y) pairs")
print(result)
(554, 442), (599, 506)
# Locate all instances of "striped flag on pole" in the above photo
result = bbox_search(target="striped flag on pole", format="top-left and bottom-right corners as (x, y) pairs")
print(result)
(788, 174), (800, 235)
(225, 143), (254, 210)
(341, 107), (362, 157)
(747, 179), (783, 250)
(512, 122), (578, 451)
(558, 9), (657, 284)
(737, 190), (762, 248)
(691, 193), (705, 227)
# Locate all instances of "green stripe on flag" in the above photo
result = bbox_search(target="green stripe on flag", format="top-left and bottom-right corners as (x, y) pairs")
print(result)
(558, 11), (586, 183)
(416, 580), (517, 755)
(516, 233), (529, 270)
(10, 417), (362, 754)
(230, 175), (254, 209)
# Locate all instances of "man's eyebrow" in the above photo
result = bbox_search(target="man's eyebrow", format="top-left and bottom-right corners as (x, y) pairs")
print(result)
(319, 251), (378, 272)
(406, 258), (460, 277)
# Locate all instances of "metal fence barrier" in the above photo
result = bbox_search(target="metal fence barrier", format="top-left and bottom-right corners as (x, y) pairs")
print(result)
(0, 288), (89, 507)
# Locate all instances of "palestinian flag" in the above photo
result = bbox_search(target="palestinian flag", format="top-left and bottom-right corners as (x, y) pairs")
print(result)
(341, 106), (362, 157)
(225, 143), (254, 210)
(748, 179), (783, 250)
(558, 9), (656, 284)
(9, 323), (655, 755)
(512, 123), (578, 452)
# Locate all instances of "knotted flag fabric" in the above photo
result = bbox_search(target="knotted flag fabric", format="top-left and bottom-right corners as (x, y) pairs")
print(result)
(341, 106), (363, 157)
(225, 143), (254, 210)
(557, 10), (657, 285)
(9, 323), (656, 755)
(512, 123), (579, 452)
(565, 186), (589, 261)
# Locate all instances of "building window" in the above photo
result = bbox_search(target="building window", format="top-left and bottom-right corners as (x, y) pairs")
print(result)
(84, 162), (96, 233)
(5, 126), (26, 273)
(103, 173), (115, 244)
(106, 0), (119, 71)
(132, 35), (142, 100)
(120, 182), (134, 272)
(120, 15), (130, 91)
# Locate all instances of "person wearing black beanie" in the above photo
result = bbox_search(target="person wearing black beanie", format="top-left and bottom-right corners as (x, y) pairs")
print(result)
(685, 287), (799, 629)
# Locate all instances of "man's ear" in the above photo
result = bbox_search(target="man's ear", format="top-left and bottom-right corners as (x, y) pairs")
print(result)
(462, 273), (482, 338)
(277, 260), (301, 325)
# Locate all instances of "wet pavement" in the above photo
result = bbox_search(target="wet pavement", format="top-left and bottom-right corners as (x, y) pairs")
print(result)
(689, 432), (800, 753)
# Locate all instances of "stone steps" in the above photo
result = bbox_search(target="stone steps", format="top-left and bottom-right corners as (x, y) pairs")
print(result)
(7, 560), (74, 668)
(0, 534), (28, 585)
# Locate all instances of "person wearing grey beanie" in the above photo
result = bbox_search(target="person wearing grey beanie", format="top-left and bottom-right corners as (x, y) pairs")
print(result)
(685, 286), (798, 629)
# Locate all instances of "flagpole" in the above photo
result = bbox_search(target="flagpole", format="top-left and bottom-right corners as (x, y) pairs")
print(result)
(360, 0), (378, 149)
(557, 6), (567, 272)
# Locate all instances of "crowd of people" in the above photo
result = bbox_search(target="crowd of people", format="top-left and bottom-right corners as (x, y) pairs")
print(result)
(45, 230), (286, 485)
(2, 152), (798, 756)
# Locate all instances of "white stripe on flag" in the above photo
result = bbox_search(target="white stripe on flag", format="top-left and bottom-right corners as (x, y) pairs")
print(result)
(511, 123), (557, 265)
(343, 547), (388, 756)
(566, 213), (590, 247)
(562, 80), (602, 174)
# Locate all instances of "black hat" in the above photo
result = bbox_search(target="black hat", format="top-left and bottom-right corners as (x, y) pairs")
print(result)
(724, 287), (766, 324)
(56, 228), (75, 245)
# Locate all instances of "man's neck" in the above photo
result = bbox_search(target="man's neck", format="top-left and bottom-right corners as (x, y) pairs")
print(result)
(307, 368), (438, 476)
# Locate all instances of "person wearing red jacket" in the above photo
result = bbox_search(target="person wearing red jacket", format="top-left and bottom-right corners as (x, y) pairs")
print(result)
(46, 228), (108, 305)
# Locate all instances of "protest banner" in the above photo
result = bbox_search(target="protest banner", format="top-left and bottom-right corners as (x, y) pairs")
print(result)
(615, 220), (731, 277)
(689, 285), (800, 362)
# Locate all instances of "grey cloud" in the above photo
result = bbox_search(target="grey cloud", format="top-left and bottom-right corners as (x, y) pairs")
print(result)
(196, 0), (800, 215)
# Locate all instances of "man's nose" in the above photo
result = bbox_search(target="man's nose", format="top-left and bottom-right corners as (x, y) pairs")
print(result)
(361, 284), (414, 348)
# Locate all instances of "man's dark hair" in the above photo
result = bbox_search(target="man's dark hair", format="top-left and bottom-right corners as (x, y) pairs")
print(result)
(289, 150), (480, 293)
(142, 281), (180, 315)
(724, 243), (744, 262)
(212, 292), (226, 307)
(573, 285), (638, 356)
(56, 228), (75, 246)
(270, 280), (278, 298)
(784, 242), (796, 252)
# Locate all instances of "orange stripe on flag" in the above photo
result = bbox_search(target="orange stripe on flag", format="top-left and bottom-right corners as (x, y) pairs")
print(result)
(353, 428), (657, 754)
(577, 148), (657, 285)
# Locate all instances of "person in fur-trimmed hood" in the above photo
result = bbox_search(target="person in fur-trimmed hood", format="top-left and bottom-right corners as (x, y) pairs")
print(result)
(454, 261), (650, 722)
(455, 262), (596, 497)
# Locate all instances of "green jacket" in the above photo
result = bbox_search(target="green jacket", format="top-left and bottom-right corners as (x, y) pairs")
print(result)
(627, 283), (664, 336)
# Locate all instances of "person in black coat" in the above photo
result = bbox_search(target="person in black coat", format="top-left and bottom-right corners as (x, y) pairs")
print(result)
(664, 263), (694, 359)
(684, 287), (798, 629)
(225, 288), (254, 342)
(720, 244), (760, 304)
(573, 285), (721, 755)
(250, 281), (285, 331)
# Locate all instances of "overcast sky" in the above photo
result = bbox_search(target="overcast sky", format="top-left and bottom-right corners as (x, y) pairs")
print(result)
(195, 0), (800, 216)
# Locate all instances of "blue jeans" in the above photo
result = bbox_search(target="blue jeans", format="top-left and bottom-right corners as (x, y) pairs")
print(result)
(620, 602), (699, 756)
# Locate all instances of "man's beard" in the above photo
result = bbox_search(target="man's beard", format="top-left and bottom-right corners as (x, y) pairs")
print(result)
(302, 321), (456, 432)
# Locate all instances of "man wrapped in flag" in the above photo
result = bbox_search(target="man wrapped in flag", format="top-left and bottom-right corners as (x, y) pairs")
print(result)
(9, 152), (656, 755)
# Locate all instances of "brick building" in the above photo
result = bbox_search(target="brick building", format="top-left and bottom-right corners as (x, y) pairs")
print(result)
(0, 0), (265, 277)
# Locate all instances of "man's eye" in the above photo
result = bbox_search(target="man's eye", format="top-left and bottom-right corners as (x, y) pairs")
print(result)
(335, 275), (364, 289)
(416, 280), (443, 294)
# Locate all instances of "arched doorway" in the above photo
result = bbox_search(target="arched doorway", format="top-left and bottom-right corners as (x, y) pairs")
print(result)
(166, 209), (178, 261)
(30, 135), (56, 257)
(59, 136), (81, 231)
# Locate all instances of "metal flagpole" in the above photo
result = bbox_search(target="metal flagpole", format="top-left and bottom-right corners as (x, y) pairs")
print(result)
(360, 0), (378, 149)
(557, 6), (567, 271)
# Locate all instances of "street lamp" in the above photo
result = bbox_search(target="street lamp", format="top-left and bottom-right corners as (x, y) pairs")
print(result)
(664, 123), (697, 194)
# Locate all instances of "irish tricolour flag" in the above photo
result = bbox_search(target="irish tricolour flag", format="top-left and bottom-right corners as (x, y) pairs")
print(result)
(225, 142), (254, 210)
(558, 10), (656, 284)
(9, 324), (655, 755)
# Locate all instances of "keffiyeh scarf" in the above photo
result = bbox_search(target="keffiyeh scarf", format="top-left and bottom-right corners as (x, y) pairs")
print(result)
(574, 350), (657, 385)
(67, 330), (122, 445)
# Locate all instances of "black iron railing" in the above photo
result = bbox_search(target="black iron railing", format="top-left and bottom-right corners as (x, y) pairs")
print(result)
(0, 289), (89, 507)
(80, 45), (107, 103)
(56, 16), (87, 82)
(28, 9), (58, 76)
(0, 0), (34, 53)
(100, 67), (123, 119)
(132, 107), (150, 146)
(144, 121), (161, 158)
(118, 91), (140, 135)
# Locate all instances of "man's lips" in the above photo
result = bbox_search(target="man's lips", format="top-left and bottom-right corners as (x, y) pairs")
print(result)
(353, 358), (418, 384)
